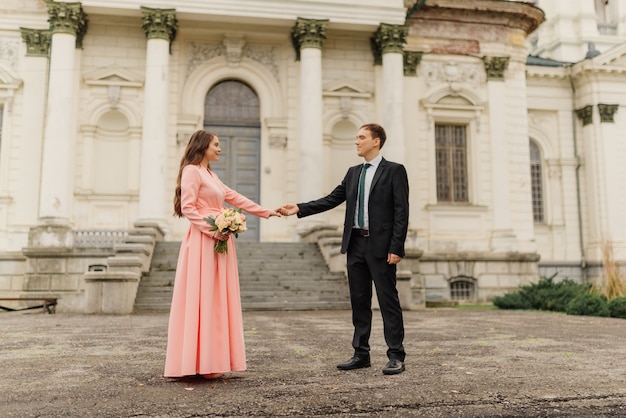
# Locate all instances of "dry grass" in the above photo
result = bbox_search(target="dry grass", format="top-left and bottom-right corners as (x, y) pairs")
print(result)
(597, 242), (626, 300)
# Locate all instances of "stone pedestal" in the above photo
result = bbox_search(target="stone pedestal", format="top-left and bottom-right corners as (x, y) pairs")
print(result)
(84, 271), (140, 314)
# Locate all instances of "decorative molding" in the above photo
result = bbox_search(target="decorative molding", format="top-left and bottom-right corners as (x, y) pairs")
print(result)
(291, 18), (329, 61)
(575, 105), (593, 126)
(45, 0), (88, 48)
(371, 23), (409, 65)
(265, 117), (288, 148)
(83, 66), (144, 88)
(404, 51), (422, 76)
(0, 38), (21, 65)
(482, 56), (509, 80)
(187, 41), (279, 80)
(140, 6), (177, 48)
(421, 61), (482, 90)
(598, 103), (619, 123)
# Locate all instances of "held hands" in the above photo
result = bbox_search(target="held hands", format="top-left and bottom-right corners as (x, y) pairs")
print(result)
(277, 204), (300, 216)
(268, 210), (282, 217)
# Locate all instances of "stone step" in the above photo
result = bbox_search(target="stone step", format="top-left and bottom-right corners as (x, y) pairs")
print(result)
(135, 241), (349, 312)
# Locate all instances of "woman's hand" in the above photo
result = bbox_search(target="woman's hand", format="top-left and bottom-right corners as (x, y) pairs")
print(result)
(269, 210), (282, 217)
(212, 231), (229, 241)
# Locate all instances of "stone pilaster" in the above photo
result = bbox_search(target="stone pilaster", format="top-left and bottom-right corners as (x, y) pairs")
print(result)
(291, 18), (328, 212)
(20, 28), (51, 56)
(45, 0), (88, 48)
(576, 105), (593, 126)
(598, 103), (618, 123)
(137, 8), (177, 226)
(404, 51), (422, 76)
(482, 56), (509, 80)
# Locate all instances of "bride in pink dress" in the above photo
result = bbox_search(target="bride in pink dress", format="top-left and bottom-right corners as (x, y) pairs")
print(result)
(164, 130), (279, 378)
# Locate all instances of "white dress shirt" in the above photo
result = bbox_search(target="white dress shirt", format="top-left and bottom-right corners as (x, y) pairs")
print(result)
(353, 154), (382, 229)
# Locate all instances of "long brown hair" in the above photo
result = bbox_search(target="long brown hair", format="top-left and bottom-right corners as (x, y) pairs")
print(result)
(173, 130), (216, 217)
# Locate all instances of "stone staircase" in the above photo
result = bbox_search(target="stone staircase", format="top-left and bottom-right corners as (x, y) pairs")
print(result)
(134, 241), (351, 312)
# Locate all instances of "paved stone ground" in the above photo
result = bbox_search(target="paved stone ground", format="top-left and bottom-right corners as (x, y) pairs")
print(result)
(1, 308), (625, 417)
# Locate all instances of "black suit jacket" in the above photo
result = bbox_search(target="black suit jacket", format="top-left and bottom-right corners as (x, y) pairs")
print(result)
(297, 158), (409, 258)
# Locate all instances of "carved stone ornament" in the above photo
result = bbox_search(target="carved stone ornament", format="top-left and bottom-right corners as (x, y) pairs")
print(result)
(404, 51), (422, 76)
(291, 18), (329, 61)
(187, 41), (279, 80)
(598, 103), (619, 123)
(141, 7), (178, 46)
(223, 35), (246, 68)
(421, 61), (481, 90)
(20, 28), (51, 57)
(45, 0), (88, 48)
(370, 23), (408, 65)
(575, 105), (593, 126)
(482, 56), (509, 80)
(0, 38), (20, 66)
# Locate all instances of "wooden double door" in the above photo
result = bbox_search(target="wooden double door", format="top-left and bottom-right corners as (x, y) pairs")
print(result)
(205, 80), (261, 241)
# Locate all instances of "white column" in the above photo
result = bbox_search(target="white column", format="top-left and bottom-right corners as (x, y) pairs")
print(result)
(292, 18), (328, 205)
(137, 7), (177, 225)
(372, 23), (408, 164)
(382, 51), (405, 164)
(138, 38), (170, 222)
(38, 32), (78, 224)
(299, 47), (324, 202)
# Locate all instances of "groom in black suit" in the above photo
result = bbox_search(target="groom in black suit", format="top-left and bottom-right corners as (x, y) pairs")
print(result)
(280, 123), (409, 375)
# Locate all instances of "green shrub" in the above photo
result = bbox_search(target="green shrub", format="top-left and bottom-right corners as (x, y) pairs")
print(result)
(565, 293), (610, 317)
(608, 296), (626, 319)
(492, 276), (589, 312)
(492, 291), (532, 310)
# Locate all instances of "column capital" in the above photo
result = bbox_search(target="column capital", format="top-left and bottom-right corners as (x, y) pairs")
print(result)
(598, 103), (619, 123)
(45, 1), (88, 48)
(291, 18), (329, 61)
(404, 51), (422, 76)
(482, 56), (509, 80)
(576, 105), (593, 126)
(141, 7), (178, 45)
(370, 23), (408, 65)
(20, 28), (51, 57)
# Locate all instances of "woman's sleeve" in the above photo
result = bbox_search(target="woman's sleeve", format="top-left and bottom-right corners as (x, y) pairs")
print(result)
(180, 166), (213, 235)
(223, 184), (271, 219)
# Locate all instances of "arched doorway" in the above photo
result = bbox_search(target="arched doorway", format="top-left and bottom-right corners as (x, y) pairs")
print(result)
(204, 79), (261, 241)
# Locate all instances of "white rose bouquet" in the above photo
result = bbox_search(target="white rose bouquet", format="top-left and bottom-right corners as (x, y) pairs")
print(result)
(204, 207), (247, 254)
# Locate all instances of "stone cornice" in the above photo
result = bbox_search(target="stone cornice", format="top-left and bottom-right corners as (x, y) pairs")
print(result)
(408, 0), (544, 35)
(45, 1), (88, 48)
(20, 28), (51, 57)
(141, 7), (178, 45)
(291, 18), (328, 61)
(370, 23), (408, 65)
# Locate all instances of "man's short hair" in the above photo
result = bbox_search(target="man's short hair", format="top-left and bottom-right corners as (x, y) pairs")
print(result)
(360, 123), (386, 149)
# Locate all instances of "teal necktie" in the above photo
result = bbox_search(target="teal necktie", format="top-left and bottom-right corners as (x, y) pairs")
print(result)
(357, 163), (371, 228)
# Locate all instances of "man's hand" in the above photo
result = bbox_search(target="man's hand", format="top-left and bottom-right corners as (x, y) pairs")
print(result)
(387, 253), (402, 265)
(278, 204), (300, 216)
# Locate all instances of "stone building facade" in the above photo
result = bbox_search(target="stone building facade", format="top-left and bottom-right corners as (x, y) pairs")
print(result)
(0, 0), (624, 312)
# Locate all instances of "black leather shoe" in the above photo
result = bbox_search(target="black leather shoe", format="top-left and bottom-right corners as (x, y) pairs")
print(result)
(382, 359), (405, 375)
(337, 356), (371, 370)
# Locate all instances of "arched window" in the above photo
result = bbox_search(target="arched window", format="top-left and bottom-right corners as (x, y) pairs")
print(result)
(449, 276), (476, 301)
(529, 140), (544, 223)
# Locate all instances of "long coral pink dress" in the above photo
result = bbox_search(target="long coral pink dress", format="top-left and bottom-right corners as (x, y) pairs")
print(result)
(164, 164), (271, 377)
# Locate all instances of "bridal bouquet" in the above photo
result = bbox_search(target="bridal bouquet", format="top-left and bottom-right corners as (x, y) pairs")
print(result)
(204, 207), (247, 254)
